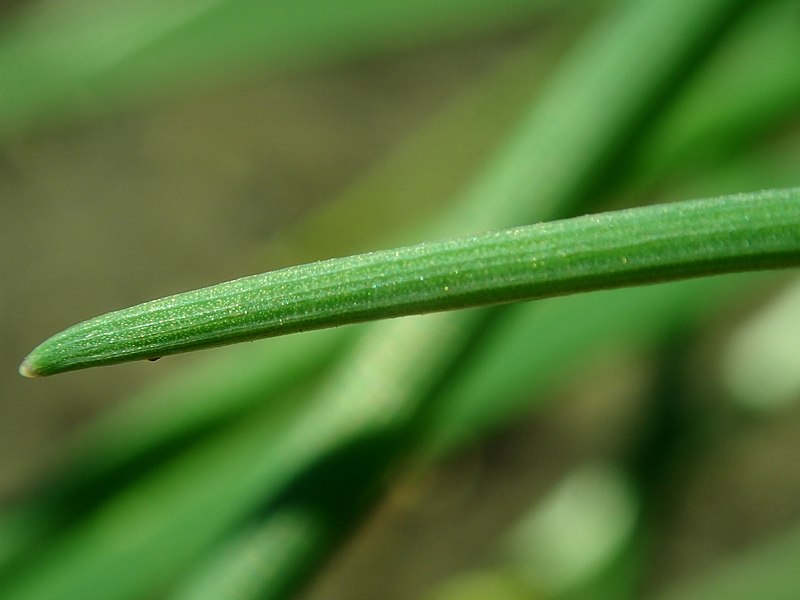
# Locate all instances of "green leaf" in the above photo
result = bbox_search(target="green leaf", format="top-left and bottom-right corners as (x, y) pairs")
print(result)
(21, 189), (800, 378)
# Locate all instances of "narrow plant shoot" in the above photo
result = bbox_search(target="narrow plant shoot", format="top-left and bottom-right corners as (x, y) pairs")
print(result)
(20, 188), (800, 377)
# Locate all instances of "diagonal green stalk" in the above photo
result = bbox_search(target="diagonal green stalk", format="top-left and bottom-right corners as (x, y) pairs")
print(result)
(625, 0), (800, 191)
(21, 189), (800, 378)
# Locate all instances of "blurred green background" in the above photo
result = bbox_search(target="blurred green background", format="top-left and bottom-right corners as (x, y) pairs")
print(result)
(2, 1), (800, 599)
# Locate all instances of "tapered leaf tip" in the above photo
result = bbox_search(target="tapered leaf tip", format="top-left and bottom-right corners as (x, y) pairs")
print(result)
(18, 356), (41, 378)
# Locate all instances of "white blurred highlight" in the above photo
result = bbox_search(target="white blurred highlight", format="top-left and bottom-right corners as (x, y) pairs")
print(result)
(723, 277), (800, 412)
(505, 462), (638, 594)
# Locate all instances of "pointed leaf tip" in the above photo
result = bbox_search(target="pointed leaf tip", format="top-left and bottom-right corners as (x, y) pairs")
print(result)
(18, 357), (40, 378)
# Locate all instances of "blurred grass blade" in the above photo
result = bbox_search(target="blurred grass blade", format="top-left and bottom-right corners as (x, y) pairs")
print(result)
(22, 189), (800, 377)
(0, 328), (355, 577)
(169, 428), (393, 600)
(0, 0), (571, 138)
(164, 278), (758, 600)
(419, 274), (756, 458)
(275, 0), (800, 263)
(0, 385), (331, 600)
(626, 0), (800, 189)
(170, 509), (330, 600)
(439, 0), (754, 233)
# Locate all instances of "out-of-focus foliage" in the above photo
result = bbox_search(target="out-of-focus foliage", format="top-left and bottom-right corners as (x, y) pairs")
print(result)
(0, 0), (573, 138)
(1, 0), (799, 599)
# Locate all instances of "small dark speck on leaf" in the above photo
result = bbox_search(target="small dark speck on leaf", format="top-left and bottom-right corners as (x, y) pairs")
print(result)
(148, 357), (162, 362)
